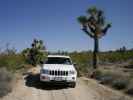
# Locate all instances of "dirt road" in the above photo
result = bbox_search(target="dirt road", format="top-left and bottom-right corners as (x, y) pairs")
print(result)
(1, 68), (132, 100)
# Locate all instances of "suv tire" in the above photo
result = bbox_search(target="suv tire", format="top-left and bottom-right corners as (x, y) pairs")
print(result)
(70, 82), (76, 88)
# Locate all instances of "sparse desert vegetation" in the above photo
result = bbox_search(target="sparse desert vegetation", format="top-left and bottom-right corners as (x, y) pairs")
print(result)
(0, 39), (47, 98)
(0, 45), (133, 98)
(0, 0), (133, 100)
(68, 49), (133, 96)
(0, 49), (27, 97)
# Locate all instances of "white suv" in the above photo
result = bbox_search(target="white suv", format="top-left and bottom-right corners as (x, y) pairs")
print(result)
(40, 55), (77, 88)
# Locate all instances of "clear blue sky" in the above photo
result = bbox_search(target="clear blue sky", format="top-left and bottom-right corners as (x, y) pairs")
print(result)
(0, 0), (133, 52)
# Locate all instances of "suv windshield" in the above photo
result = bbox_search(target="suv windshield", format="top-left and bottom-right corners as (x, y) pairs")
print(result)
(45, 57), (72, 65)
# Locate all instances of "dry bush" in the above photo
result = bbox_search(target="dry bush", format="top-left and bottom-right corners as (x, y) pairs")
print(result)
(112, 78), (129, 90)
(95, 69), (115, 84)
(95, 69), (129, 90)
(125, 79), (133, 95)
(0, 68), (14, 98)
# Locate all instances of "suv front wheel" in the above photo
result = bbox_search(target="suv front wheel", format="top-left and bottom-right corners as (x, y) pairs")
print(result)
(70, 82), (76, 88)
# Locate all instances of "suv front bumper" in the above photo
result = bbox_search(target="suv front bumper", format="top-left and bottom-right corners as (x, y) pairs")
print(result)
(40, 74), (76, 83)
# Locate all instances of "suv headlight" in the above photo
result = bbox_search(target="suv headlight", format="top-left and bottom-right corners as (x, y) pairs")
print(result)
(41, 69), (49, 74)
(69, 70), (75, 75)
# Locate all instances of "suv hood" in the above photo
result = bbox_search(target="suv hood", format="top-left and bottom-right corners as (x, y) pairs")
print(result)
(42, 64), (76, 71)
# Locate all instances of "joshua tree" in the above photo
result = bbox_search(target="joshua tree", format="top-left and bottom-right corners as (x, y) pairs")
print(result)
(22, 39), (47, 66)
(77, 6), (111, 69)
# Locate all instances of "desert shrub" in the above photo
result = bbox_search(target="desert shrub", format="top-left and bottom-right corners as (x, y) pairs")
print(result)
(98, 75), (114, 84)
(129, 60), (133, 66)
(0, 68), (14, 98)
(0, 54), (27, 72)
(112, 78), (129, 90)
(69, 51), (133, 76)
(70, 52), (92, 77)
(99, 51), (133, 63)
(75, 64), (90, 77)
(94, 70), (115, 84)
(94, 69), (129, 89)
(94, 69), (103, 79)
(126, 79), (133, 95)
(70, 50), (133, 65)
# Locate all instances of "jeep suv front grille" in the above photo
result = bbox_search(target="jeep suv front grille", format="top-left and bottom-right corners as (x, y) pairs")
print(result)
(49, 70), (68, 76)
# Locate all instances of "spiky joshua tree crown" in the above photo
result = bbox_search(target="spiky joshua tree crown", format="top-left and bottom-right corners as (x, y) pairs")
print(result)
(77, 6), (111, 38)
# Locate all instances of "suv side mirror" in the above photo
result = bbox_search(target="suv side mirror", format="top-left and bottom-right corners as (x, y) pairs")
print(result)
(73, 63), (77, 66)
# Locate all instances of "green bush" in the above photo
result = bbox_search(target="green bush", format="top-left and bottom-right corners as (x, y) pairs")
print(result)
(70, 52), (92, 77)
(0, 54), (27, 72)
(69, 51), (133, 75)
(112, 78), (129, 90)
(94, 69), (103, 79)
(129, 61), (133, 66)
(22, 39), (47, 66)
(99, 51), (133, 63)
(76, 64), (90, 77)
(0, 68), (13, 98)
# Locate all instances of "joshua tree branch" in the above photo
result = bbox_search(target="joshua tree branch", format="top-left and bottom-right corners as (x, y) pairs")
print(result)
(88, 23), (96, 33)
(102, 24), (111, 36)
(82, 27), (94, 38)
(80, 24), (95, 38)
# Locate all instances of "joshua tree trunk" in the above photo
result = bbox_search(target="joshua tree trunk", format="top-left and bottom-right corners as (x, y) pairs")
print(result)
(93, 37), (99, 69)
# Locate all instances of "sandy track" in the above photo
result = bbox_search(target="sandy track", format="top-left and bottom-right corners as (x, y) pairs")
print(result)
(1, 74), (97, 100)
(1, 68), (132, 100)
